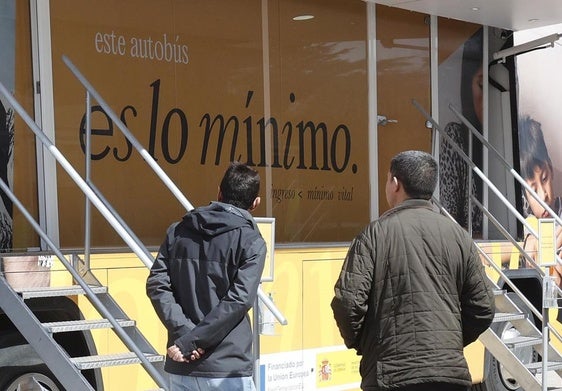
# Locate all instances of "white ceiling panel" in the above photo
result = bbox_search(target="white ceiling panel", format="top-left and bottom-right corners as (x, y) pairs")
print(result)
(367, 0), (562, 31)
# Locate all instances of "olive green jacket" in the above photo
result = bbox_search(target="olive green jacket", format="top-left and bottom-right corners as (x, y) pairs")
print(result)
(331, 199), (495, 390)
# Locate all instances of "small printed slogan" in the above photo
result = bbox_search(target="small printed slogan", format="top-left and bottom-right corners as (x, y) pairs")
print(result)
(94, 31), (189, 64)
(272, 185), (354, 204)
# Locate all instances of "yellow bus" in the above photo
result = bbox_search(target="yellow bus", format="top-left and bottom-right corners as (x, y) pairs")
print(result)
(1, 1), (562, 390)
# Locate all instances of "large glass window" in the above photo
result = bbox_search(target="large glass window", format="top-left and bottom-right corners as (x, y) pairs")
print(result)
(49, 0), (369, 246)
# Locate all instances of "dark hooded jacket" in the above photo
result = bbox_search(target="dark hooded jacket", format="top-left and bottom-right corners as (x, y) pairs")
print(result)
(146, 201), (266, 377)
(331, 199), (495, 390)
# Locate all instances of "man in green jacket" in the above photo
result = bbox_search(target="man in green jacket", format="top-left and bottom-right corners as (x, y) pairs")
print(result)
(331, 150), (495, 391)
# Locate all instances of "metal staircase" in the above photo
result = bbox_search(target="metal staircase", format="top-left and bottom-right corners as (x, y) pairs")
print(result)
(479, 286), (562, 391)
(0, 235), (166, 390)
(414, 99), (562, 391)
(0, 73), (168, 389)
(0, 278), (164, 391)
(474, 208), (562, 391)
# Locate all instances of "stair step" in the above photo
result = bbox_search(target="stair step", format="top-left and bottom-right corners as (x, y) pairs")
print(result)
(72, 352), (164, 370)
(503, 335), (542, 348)
(527, 361), (562, 373)
(493, 312), (526, 322)
(17, 285), (107, 299)
(43, 318), (135, 333)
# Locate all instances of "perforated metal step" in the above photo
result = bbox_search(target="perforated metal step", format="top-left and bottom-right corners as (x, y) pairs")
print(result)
(72, 352), (164, 370)
(493, 312), (526, 322)
(503, 335), (542, 348)
(43, 318), (135, 333)
(527, 361), (562, 373)
(17, 285), (107, 299)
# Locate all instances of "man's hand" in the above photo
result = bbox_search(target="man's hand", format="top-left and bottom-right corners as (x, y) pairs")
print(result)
(167, 344), (205, 362)
(188, 347), (205, 361)
(167, 344), (186, 362)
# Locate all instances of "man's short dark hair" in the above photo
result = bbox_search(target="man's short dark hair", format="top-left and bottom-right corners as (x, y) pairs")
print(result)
(219, 161), (260, 210)
(390, 150), (437, 200)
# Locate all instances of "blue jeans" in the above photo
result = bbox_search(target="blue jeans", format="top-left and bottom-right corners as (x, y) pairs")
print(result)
(169, 374), (256, 391)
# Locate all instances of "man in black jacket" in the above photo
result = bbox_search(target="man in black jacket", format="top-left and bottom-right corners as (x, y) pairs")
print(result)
(331, 150), (495, 391)
(147, 162), (266, 391)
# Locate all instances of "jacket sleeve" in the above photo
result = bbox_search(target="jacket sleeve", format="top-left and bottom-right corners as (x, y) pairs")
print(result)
(175, 233), (267, 353)
(331, 232), (374, 352)
(146, 224), (196, 340)
(461, 243), (496, 346)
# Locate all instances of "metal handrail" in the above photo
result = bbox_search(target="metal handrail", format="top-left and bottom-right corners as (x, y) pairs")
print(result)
(475, 197), (544, 280)
(0, 82), (168, 390)
(414, 100), (536, 235)
(449, 101), (562, 265)
(448, 102), (562, 231)
(414, 99), (562, 265)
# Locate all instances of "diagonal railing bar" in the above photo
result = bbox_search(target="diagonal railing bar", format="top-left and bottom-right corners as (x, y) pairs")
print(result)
(62, 55), (194, 212)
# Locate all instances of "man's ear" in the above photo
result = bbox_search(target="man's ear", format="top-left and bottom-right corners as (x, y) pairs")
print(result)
(249, 196), (261, 211)
(217, 188), (223, 201)
(388, 176), (399, 193)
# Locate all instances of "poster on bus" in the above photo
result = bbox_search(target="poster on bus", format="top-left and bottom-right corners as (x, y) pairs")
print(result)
(437, 23), (484, 236)
(48, 0), (370, 247)
(515, 25), (562, 222)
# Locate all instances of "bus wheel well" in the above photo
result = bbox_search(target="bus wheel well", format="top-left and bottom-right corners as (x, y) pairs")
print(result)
(473, 271), (543, 391)
(0, 296), (102, 390)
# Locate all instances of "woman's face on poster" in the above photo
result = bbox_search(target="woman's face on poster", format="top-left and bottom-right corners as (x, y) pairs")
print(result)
(472, 66), (484, 124)
(525, 163), (555, 218)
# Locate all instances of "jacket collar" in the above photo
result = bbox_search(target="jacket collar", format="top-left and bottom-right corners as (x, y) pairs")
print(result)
(380, 198), (434, 219)
(184, 201), (258, 231)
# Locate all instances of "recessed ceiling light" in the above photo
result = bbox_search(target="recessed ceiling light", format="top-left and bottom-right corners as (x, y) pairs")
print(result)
(472, 7), (480, 11)
(293, 15), (314, 21)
